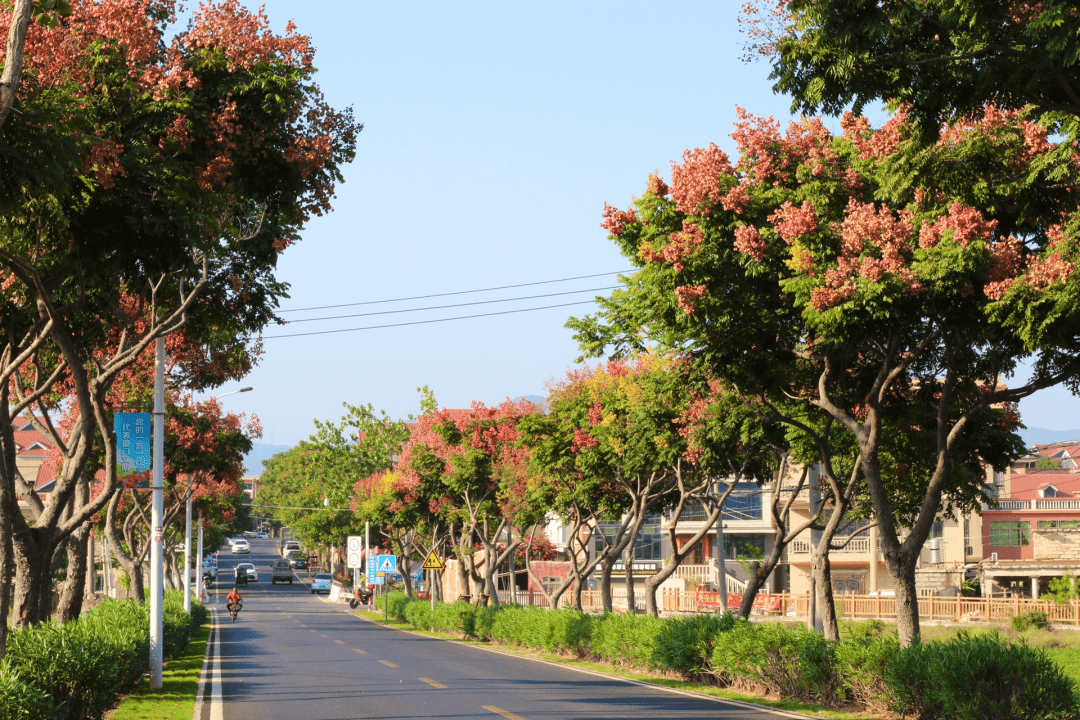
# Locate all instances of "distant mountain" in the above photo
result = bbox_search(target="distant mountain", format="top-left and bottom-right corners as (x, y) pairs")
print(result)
(243, 442), (292, 475)
(1019, 428), (1080, 448)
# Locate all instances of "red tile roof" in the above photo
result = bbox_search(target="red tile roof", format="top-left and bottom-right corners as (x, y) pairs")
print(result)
(14, 430), (52, 456)
(1006, 469), (1080, 499)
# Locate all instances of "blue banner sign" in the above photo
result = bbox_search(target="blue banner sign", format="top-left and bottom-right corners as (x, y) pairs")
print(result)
(115, 413), (151, 487)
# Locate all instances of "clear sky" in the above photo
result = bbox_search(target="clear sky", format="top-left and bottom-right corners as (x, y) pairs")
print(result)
(205, 1), (1078, 447)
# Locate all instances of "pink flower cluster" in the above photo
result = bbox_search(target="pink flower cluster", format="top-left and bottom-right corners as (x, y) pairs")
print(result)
(768, 201), (817, 243)
(600, 203), (638, 237)
(1025, 225), (1075, 292)
(660, 222), (705, 271)
(647, 173), (669, 197)
(731, 109), (839, 187)
(184, 0), (314, 72)
(919, 202), (998, 249)
(669, 143), (733, 214)
(841, 107), (908, 160)
(721, 182), (750, 213)
(984, 235), (1025, 300)
(674, 284), (707, 315)
(734, 224), (768, 261)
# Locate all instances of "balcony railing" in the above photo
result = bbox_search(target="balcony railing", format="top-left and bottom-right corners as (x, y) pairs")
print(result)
(790, 536), (871, 555)
(985, 499), (1080, 511)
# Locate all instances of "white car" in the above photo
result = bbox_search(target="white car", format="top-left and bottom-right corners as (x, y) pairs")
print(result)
(234, 563), (258, 582)
(231, 539), (250, 554)
(310, 573), (332, 594)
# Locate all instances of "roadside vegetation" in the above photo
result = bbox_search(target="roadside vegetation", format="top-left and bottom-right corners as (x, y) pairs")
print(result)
(372, 592), (1080, 720)
(0, 591), (205, 720)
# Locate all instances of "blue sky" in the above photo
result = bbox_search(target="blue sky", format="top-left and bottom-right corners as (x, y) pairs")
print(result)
(205, 2), (1078, 447)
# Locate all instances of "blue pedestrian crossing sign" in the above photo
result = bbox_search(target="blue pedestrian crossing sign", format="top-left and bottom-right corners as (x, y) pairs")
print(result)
(376, 555), (397, 575)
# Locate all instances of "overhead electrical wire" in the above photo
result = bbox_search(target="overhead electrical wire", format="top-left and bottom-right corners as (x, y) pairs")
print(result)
(284, 285), (620, 323)
(277, 270), (634, 313)
(263, 300), (597, 339)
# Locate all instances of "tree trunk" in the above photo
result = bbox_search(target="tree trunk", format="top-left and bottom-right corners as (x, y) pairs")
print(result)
(623, 544), (635, 614)
(54, 523), (91, 623)
(0, 0), (34, 127)
(810, 552), (840, 640)
(894, 560), (920, 646)
(12, 527), (58, 625)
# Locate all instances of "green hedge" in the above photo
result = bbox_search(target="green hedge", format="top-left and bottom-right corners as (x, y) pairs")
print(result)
(0, 590), (204, 720)
(370, 593), (1080, 717)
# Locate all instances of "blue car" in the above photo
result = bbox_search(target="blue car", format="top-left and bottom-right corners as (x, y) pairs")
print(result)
(310, 573), (332, 594)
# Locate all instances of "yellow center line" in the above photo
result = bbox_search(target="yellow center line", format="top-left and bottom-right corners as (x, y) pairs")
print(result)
(353, 648), (367, 655)
(335, 640), (345, 645)
(483, 706), (527, 720)
(379, 660), (397, 667)
(418, 677), (447, 689)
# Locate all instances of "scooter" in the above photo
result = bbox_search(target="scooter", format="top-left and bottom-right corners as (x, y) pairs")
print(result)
(202, 572), (214, 589)
(349, 587), (373, 609)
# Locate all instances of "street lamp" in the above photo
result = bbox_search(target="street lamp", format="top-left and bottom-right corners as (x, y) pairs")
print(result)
(215, 386), (253, 400)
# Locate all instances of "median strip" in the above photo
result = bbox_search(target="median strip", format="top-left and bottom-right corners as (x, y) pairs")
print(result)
(483, 705), (528, 720)
(379, 660), (397, 667)
(335, 639), (345, 645)
(353, 648), (367, 655)
(418, 677), (447, 689)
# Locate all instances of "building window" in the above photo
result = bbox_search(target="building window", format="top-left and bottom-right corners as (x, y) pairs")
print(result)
(1037, 520), (1080, 530)
(542, 576), (560, 594)
(989, 521), (1031, 546)
(930, 522), (944, 539)
(724, 534), (765, 560)
(723, 486), (763, 520)
(634, 529), (662, 560)
(993, 470), (1006, 486)
(836, 518), (872, 538)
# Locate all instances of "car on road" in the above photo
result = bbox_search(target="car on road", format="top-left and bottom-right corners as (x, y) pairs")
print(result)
(256, 532), (268, 539)
(271, 559), (293, 584)
(310, 573), (332, 594)
(235, 563), (258, 582)
(281, 540), (301, 557)
(286, 551), (308, 570)
(243, 530), (255, 538)
(232, 539), (250, 554)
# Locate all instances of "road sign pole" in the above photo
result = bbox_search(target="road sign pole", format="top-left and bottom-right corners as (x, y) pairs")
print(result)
(149, 336), (165, 689)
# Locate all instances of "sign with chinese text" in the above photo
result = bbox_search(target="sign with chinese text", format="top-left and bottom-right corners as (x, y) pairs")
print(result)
(695, 592), (783, 612)
(114, 413), (151, 488)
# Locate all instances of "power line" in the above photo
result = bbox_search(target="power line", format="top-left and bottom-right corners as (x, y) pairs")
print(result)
(263, 300), (598, 339)
(277, 270), (634, 313)
(285, 286), (619, 324)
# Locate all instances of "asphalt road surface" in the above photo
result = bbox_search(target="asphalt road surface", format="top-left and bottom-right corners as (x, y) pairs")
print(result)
(202, 538), (801, 720)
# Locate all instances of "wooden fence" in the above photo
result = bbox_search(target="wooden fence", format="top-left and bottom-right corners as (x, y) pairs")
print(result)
(659, 588), (1080, 625)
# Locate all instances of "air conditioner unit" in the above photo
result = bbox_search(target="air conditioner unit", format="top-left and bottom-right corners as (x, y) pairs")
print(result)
(990, 552), (998, 563)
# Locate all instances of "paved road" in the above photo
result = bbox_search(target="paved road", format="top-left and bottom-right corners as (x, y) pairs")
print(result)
(203, 538), (797, 720)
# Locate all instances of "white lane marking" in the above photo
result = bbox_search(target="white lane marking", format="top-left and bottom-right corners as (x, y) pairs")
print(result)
(210, 608), (223, 720)
(191, 616), (214, 720)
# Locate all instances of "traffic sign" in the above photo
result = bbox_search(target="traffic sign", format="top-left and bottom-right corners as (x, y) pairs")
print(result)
(376, 555), (397, 576)
(421, 550), (445, 571)
(346, 536), (363, 568)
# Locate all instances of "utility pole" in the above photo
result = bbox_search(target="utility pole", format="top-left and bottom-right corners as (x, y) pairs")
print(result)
(196, 511), (204, 603)
(715, 502), (728, 613)
(183, 492), (192, 613)
(150, 336), (165, 689)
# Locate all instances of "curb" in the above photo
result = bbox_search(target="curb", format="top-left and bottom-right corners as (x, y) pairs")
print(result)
(343, 607), (824, 720)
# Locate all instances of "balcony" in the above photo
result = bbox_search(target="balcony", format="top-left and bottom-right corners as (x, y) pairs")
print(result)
(790, 536), (872, 555)
(984, 499), (1080, 511)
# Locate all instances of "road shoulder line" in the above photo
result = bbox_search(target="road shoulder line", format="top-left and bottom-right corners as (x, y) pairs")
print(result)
(347, 610), (818, 720)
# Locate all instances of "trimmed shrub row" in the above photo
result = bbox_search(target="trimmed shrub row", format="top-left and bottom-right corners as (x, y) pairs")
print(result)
(0, 590), (205, 720)
(375, 592), (1080, 719)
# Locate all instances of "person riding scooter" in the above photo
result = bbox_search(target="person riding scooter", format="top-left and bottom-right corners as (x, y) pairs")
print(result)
(349, 584), (373, 609)
(226, 585), (243, 620)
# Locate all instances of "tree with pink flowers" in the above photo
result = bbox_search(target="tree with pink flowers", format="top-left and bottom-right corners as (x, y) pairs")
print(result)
(571, 105), (1077, 645)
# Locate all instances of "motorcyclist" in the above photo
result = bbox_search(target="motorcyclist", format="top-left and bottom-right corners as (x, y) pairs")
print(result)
(226, 586), (242, 615)
(234, 566), (248, 586)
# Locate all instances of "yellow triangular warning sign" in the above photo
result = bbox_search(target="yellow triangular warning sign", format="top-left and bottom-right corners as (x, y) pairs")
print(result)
(421, 550), (445, 571)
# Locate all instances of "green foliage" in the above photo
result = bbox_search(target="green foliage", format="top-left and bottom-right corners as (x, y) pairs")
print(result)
(588, 612), (666, 670)
(1012, 610), (1051, 632)
(0, 657), (54, 720)
(888, 632), (1078, 720)
(1049, 574), (1079, 605)
(0, 591), (203, 720)
(770, 0), (1080, 141)
(710, 621), (842, 706)
(653, 613), (735, 679)
(834, 629), (899, 713)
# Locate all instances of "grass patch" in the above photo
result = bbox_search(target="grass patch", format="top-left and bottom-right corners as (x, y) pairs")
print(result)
(107, 622), (209, 720)
(353, 608), (866, 720)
